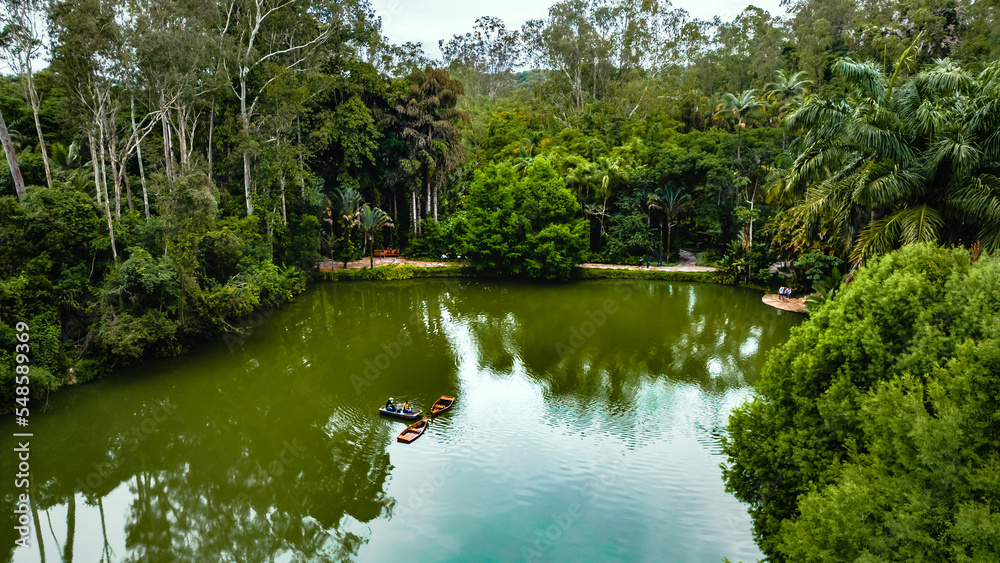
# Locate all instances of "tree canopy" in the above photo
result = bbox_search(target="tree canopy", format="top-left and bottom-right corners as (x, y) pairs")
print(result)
(722, 243), (1000, 560)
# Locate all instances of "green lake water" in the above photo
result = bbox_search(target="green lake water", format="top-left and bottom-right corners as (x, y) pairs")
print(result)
(2, 279), (802, 562)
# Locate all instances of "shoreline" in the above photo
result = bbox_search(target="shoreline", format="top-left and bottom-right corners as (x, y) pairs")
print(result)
(10, 260), (770, 416)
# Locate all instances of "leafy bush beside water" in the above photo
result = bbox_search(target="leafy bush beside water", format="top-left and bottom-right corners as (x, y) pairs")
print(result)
(722, 244), (1000, 560)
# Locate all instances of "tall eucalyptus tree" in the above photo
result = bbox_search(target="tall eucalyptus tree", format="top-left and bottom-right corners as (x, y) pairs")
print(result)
(0, 107), (25, 199)
(219, 0), (343, 216)
(440, 16), (523, 100)
(0, 0), (53, 188)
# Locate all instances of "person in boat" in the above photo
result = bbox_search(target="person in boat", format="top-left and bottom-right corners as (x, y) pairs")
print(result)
(403, 401), (411, 413)
(385, 397), (395, 412)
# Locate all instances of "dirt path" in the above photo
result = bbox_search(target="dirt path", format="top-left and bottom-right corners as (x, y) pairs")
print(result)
(317, 250), (717, 273)
(578, 250), (717, 272)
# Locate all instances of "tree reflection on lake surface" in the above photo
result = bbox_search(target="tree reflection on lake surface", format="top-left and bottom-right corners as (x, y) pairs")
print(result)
(2, 279), (800, 562)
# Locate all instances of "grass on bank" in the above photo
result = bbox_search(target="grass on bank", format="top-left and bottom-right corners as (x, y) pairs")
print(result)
(312, 263), (469, 281)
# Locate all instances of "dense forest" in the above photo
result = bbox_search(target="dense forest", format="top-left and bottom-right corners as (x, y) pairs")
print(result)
(2, 0), (999, 556)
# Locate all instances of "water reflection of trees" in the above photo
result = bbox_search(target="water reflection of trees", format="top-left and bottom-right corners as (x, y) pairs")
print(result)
(1, 280), (795, 561)
(5, 376), (392, 561)
(448, 280), (800, 406)
(2, 280), (469, 562)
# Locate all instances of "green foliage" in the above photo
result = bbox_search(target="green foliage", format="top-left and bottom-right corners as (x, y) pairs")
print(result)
(407, 216), (460, 258)
(780, 57), (1000, 264)
(794, 252), (841, 281)
(99, 308), (179, 360)
(715, 240), (774, 286)
(358, 204), (392, 267)
(803, 266), (845, 313)
(274, 214), (322, 270)
(8, 0), (1000, 439)
(722, 243), (1000, 560)
(603, 192), (657, 263)
(461, 158), (587, 281)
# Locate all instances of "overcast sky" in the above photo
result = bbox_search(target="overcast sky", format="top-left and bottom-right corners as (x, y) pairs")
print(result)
(371, 0), (788, 60)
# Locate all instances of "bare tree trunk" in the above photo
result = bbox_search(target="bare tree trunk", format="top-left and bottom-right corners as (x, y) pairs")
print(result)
(28, 86), (52, 189)
(433, 183), (438, 221)
(280, 174), (287, 225)
(411, 191), (417, 234)
(160, 94), (174, 181)
(98, 121), (111, 212)
(88, 132), (102, 204)
(737, 126), (742, 165)
(0, 108), (25, 199)
(176, 107), (185, 167)
(176, 106), (189, 168)
(207, 99), (215, 176)
(107, 118), (122, 219)
(297, 119), (305, 198)
(243, 151), (253, 215)
(90, 131), (117, 260)
(131, 96), (150, 220)
(124, 168), (134, 213)
(240, 91), (253, 215)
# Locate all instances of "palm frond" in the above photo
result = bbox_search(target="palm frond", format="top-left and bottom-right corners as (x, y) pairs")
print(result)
(928, 135), (982, 182)
(832, 58), (887, 101)
(855, 165), (924, 207)
(918, 59), (973, 95)
(898, 204), (944, 244)
(846, 118), (912, 165)
(851, 211), (905, 265)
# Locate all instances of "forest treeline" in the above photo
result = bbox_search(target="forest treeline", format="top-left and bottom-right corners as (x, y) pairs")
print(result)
(0, 0), (996, 397)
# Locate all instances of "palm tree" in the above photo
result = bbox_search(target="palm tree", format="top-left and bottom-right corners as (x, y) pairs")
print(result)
(330, 188), (363, 233)
(780, 52), (1000, 265)
(512, 140), (536, 175)
(396, 67), (468, 228)
(326, 188), (364, 265)
(647, 185), (692, 261)
(358, 204), (393, 268)
(714, 90), (765, 165)
(766, 70), (813, 101)
(766, 71), (812, 146)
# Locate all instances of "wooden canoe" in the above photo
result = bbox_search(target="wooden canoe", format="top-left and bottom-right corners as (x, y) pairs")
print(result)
(430, 395), (456, 416)
(397, 418), (429, 443)
(379, 407), (422, 421)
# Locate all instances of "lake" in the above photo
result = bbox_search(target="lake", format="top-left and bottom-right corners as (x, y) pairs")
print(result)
(2, 279), (802, 562)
